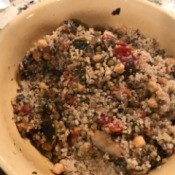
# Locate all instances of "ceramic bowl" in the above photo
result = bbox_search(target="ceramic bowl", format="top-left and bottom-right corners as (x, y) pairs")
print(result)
(0, 0), (175, 174)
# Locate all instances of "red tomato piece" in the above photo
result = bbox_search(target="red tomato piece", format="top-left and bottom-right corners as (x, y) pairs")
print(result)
(21, 105), (31, 114)
(97, 114), (114, 125)
(119, 87), (132, 97)
(115, 46), (133, 62)
(107, 122), (123, 134)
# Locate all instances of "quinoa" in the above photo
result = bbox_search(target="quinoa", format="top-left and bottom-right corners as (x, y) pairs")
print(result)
(12, 20), (175, 175)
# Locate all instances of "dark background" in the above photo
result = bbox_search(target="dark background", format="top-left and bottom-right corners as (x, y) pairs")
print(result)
(0, 168), (6, 175)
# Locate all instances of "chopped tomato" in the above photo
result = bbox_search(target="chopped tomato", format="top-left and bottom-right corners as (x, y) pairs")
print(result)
(67, 75), (79, 86)
(137, 109), (146, 118)
(166, 66), (171, 74)
(107, 122), (123, 134)
(67, 134), (73, 146)
(114, 46), (139, 64)
(58, 43), (70, 51)
(97, 114), (123, 134)
(67, 77), (76, 86)
(67, 97), (76, 105)
(20, 105), (30, 114)
(67, 127), (79, 147)
(71, 127), (79, 136)
(140, 110), (147, 118)
(119, 87), (132, 97)
(64, 69), (72, 78)
(97, 114), (114, 125)
(115, 46), (133, 62)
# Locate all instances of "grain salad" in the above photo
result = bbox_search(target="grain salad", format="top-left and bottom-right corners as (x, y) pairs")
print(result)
(12, 20), (175, 175)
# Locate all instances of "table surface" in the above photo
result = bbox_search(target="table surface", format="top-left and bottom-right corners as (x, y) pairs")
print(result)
(0, 0), (175, 30)
(0, 0), (175, 174)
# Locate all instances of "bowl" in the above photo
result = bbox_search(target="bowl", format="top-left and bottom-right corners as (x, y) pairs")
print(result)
(0, 0), (175, 174)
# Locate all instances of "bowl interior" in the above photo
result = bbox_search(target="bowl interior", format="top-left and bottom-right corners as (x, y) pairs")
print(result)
(0, 0), (175, 175)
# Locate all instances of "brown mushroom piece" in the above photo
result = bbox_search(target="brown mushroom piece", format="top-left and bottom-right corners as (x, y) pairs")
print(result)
(91, 130), (125, 157)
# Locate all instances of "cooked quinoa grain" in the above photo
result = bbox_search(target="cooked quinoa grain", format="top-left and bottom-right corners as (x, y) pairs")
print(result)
(12, 20), (175, 175)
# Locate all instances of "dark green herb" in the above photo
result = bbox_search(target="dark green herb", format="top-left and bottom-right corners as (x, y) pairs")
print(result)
(150, 158), (162, 170)
(16, 94), (25, 102)
(72, 39), (88, 50)
(152, 139), (170, 159)
(114, 157), (127, 166)
(125, 61), (136, 74)
(41, 103), (52, 120)
(68, 20), (78, 34)
(22, 55), (33, 67)
(41, 121), (54, 142)
(20, 70), (35, 81)
(170, 66), (175, 78)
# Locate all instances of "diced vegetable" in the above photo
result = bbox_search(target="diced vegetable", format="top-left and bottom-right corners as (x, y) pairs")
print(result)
(91, 130), (124, 157)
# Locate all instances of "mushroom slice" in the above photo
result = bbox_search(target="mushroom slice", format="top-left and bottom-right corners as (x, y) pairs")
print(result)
(91, 130), (124, 157)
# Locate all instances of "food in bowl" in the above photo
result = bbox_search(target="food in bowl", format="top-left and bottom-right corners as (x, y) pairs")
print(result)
(12, 20), (175, 175)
